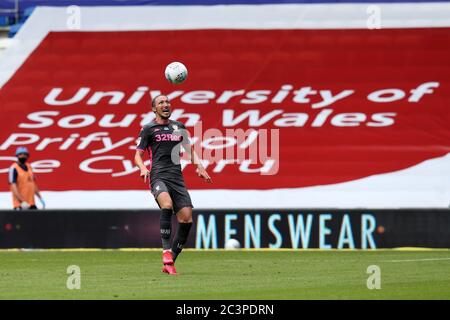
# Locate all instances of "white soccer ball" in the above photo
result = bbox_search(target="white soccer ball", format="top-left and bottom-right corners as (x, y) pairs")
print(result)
(225, 239), (241, 250)
(165, 62), (188, 84)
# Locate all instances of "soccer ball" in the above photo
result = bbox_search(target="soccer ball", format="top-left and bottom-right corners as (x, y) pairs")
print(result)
(165, 62), (188, 84)
(225, 239), (241, 250)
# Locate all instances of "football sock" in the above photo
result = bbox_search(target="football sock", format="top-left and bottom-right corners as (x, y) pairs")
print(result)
(160, 208), (173, 250)
(171, 222), (192, 262)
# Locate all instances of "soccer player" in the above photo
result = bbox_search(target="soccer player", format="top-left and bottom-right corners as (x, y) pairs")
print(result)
(8, 147), (45, 210)
(134, 95), (211, 275)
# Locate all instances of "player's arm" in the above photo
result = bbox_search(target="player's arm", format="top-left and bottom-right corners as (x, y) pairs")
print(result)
(190, 147), (211, 183)
(135, 149), (150, 183)
(134, 127), (150, 183)
(181, 129), (211, 183)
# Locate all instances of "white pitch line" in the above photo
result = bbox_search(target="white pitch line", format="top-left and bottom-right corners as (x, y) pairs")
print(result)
(385, 258), (450, 263)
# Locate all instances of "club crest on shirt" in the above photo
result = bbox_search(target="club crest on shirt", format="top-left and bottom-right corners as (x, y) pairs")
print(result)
(164, 127), (169, 131)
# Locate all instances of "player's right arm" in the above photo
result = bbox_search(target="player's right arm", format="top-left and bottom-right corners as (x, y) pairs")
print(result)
(135, 150), (150, 183)
(134, 127), (151, 183)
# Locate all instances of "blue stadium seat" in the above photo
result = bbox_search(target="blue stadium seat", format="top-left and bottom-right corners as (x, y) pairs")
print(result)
(23, 6), (36, 17)
(8, 22), (23, 37)
(20, 6), (36, 22)
(0, 16), (9, 26)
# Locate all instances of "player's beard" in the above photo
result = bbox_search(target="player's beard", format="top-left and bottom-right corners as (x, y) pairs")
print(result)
(159, 110), (171, 120)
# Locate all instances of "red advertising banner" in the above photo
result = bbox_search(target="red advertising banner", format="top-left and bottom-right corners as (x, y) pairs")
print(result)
(0, 28), (449, 192)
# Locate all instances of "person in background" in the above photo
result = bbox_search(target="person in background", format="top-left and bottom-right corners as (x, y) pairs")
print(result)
(8, 147), (45, 210)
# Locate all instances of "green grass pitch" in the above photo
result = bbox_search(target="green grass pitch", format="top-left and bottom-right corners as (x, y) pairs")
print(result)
(0, 249), (449, 299)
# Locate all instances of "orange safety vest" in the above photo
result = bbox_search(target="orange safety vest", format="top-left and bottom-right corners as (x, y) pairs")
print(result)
(10, 162), (35, 208)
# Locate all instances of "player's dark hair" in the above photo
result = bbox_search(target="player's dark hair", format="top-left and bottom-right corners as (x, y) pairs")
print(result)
(151, 94), (167, 110)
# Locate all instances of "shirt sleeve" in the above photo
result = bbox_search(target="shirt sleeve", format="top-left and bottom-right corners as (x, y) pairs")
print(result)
(136, 126), (151, 151)
(8, 167), (17, 184)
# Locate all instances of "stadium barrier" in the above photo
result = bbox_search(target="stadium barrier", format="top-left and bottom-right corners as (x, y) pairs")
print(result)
(0, 209), (449, 249)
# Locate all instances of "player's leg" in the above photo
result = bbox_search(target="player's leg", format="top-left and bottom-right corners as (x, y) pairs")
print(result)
(152, 180), (177, 275)
(164, 178), (194, 263)
(156, 191), (173, 252)
(171, 206), (193, 262)
(156, 192), (178, 275)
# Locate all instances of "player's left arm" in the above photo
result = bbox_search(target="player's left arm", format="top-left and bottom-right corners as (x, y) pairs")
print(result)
(190, 147), (211, 183)
(180, 125), (211, 183)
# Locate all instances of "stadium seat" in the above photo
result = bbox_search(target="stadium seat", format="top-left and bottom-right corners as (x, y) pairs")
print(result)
(8, 22), (23, 37)
(0, 16), (9, 26)
(23, 6), (35, 17)
(20, 6), (35, 22)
